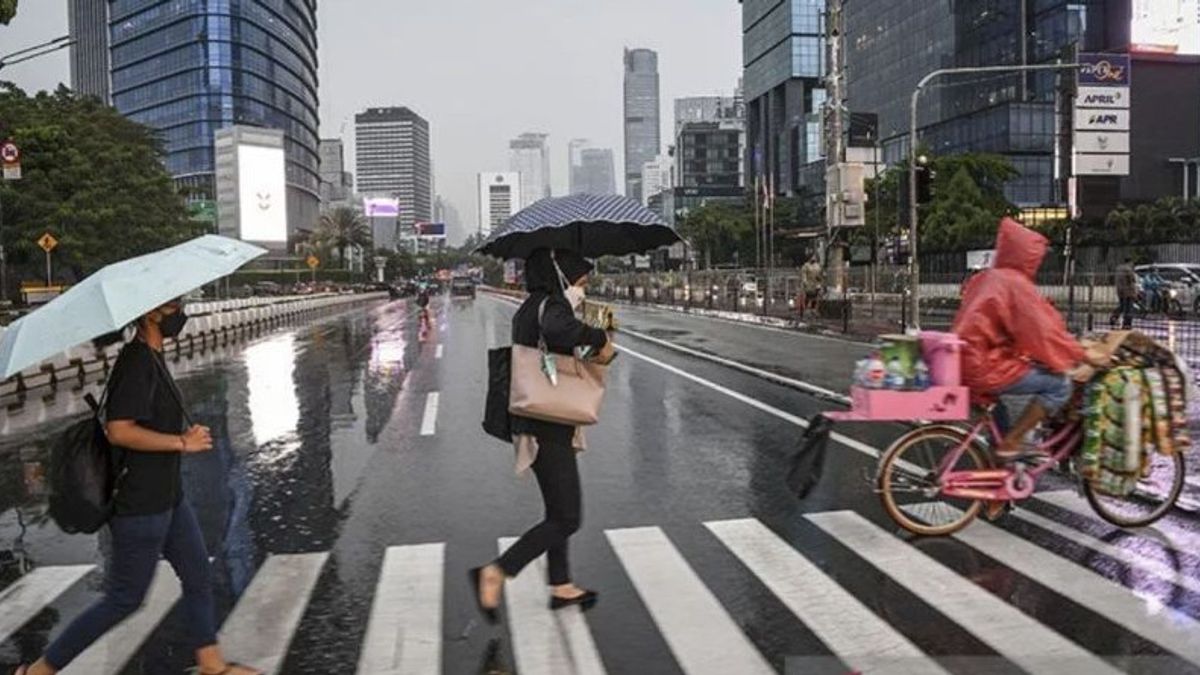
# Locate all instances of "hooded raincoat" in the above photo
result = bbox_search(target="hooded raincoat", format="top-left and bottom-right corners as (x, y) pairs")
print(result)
(951, 218), (1085, 394)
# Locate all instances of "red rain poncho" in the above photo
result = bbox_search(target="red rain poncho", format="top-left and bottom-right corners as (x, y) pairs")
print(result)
(951, 217), (1085, 394)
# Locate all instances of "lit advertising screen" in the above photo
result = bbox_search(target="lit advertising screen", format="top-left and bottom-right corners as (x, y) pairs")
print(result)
(363, 197), (400, 217)
(237, 145), (287, 242)
(1131, 0), (1200, 56)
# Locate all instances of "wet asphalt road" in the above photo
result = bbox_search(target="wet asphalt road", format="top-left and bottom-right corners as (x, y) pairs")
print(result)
(1, 295), (1200, 674)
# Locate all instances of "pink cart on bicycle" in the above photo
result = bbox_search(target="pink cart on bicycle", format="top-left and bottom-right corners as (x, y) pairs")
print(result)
(828, 331), (1187, 536)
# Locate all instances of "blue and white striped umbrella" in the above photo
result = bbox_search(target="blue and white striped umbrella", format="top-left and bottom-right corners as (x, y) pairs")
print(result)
(477, 194), (680, 260)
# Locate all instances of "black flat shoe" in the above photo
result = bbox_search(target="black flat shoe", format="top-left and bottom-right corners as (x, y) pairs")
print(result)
(469, 567), (500, 624)
(549, 589), (598, 611)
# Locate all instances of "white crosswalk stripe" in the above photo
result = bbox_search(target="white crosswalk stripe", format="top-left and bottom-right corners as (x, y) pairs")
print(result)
(806, 510), (1121, 675)
(1034, 489), (1188, 547)
(0, 564), (93, 643)
(606, 526), (774, 675)
(498, 537), (607, 675)
(62, 561), (182, 675)
(705, 518), (949, 675)
(218, 552), (328, 675)
(904, 503), (1200, 667)
(6, 504), (1200, 674)
(357, 544), (444, 675)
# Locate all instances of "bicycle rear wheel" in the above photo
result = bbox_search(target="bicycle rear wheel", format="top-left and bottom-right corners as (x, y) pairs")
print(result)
(878, 426), (991, 536)
(1085, 451), (1186, 528)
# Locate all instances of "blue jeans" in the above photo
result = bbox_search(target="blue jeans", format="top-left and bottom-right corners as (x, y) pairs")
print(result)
(45, 499), (217, 669)
(994, 367), (1073, 433)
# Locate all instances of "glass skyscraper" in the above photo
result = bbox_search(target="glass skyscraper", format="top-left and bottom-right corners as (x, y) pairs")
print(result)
(108, 0), (321, 231)
(740, 0), (827, 196)
(623, 48), (661, 203)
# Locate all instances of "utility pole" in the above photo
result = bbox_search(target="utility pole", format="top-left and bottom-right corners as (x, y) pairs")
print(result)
(823, 0), (846, 289)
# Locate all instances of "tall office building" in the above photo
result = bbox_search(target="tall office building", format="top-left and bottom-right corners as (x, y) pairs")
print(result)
(574, 148), (617, 196)
(641, 154), (674, 205)
(68, 0), (110, 103)
(843, 0), (1200, 208)
(318, 139), (354, 208)
(477, 172), (521, 237)
(108, 0), (321, 237)
(740, 0), (826, 196)
(355, 107), (433, 230)
(509, 132), (551, 208)
(623, 48), (661, 202)
(674, 95), (740, 134)
(568, 138), (590, 194)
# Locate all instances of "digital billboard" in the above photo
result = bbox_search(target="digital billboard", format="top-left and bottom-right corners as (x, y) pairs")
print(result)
(1131, 0), (1200, 56)
(237, 145), (287, 242)
(363, 197), (400, 217)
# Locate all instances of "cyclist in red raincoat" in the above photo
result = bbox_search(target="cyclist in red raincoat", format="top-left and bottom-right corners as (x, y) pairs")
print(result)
(951, 217), (1106, 460)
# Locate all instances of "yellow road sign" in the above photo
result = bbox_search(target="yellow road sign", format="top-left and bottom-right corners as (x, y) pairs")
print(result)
(37, 233), (58, 253)
(306, 254), (319, 269)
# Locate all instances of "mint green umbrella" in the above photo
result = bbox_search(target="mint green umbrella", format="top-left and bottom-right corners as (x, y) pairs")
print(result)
(0, 235), (266, 378)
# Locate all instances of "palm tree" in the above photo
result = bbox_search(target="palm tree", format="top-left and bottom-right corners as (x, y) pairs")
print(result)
(317, 207), (372, 270)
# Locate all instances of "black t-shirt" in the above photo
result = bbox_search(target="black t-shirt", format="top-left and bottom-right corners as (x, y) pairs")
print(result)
(105, 340), (186, 515)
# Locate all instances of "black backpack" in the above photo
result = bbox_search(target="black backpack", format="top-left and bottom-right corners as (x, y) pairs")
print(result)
(48, 384), (124, 534)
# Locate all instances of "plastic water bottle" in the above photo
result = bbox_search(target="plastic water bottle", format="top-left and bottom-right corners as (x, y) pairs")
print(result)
(913, 359), (932, 390)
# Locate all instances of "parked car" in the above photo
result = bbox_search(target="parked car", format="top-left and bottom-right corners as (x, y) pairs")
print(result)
(253, 281), (283, 297)
(450, 276), (476, 298)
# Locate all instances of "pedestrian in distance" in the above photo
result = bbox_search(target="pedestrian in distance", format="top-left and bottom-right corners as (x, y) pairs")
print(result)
(470, 248), (615, 621)
(800, 254), (824, 318)
(13, 300), (261, 675)
(1111, 257), (1138, 330)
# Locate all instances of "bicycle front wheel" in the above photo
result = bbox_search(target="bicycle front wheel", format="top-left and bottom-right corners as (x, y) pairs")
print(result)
(1085, 451), (1186, 528)
(878, 426), (991, 536)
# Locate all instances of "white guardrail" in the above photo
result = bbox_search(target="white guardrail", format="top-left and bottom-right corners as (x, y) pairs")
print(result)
(0, 292), (387, 405)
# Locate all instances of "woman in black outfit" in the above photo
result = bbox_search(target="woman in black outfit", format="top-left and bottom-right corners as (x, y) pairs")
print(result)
(15, 300), (259, 675)
(471, 248), (614, 618)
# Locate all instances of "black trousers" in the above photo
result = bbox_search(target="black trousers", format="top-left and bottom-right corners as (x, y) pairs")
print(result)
(496, 434), (582, 585)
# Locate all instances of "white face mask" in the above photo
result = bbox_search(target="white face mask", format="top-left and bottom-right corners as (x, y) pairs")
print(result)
(565, 284), (586, 310)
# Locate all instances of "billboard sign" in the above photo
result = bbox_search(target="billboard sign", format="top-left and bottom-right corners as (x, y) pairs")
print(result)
(1074, 108), (1130, 131)
(363, 197), (400, 217)
(1078, 53), (1131, 87)
(1076, 86), (1129, 108)
(1074, 131), (1130, 154)
(237, 145), (287, 242)
(1131, 0), (1200, 56)
(415, 222), (447, 238)
(1074, 153), (1131, 176)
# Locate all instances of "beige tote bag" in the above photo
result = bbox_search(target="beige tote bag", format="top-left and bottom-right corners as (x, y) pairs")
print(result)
(509, 300), (608, 426)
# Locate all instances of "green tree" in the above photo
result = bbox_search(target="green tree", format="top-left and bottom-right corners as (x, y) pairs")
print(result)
(676, 200), (754, 268)
(921, 166), (1002, 252)
(0, 0), (17, 25)
(316, 206), (371, 270)
(0, 83), (195, 284)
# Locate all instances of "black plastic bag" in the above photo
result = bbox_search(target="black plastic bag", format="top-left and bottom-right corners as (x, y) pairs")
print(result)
(786, 414), (833, 499)
(48, 394), (122, 534)
(483, 347), (513, 442)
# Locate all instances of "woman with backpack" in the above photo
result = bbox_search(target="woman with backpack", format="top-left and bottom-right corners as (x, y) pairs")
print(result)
(14, 300), (260, 675)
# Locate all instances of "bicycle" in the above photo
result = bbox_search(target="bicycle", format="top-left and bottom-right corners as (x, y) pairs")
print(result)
(875, 401), (1187, 536)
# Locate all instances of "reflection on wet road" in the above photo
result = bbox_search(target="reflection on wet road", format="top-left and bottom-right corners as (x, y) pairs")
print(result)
(1, 295), (1200, 674)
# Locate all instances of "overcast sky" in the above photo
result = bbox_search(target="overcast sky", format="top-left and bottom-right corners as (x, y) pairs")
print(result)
(2, 1), (741, 242)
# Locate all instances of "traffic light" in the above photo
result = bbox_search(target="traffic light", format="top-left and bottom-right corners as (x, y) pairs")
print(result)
(915, 164), (933, 204)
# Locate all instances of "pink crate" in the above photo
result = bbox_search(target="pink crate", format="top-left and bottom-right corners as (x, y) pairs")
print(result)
(919, 331), (964, 387)
(826, 386), (970, 422)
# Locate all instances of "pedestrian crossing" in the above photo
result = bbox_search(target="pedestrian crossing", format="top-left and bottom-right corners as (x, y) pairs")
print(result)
(3, 495), (1200, 675)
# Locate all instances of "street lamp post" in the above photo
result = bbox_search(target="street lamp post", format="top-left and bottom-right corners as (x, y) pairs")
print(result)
(907, 62), (1083, 330)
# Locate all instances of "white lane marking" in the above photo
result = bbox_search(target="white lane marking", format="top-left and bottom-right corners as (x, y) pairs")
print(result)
(910, 504), (1200, 667)
(0, 564), (94, 643)
(498, 538), (607, 675)
(1003, 505), (1200, 597)
(63, 562), (182, 675)
(218, 552), (328, 675)
(605, 526), (774, 675)
(356, 544), (444, 675)
(420, 392), (439, 436)
(615, 300), (876, 348)
(705, 519), (948, 675)
(616, 343), (901, 469)
(1033, 490), (1185, 543)
(435, 344), (444, 360)
(806, 511), (1120, 675)
(620, 326), (852, 404)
